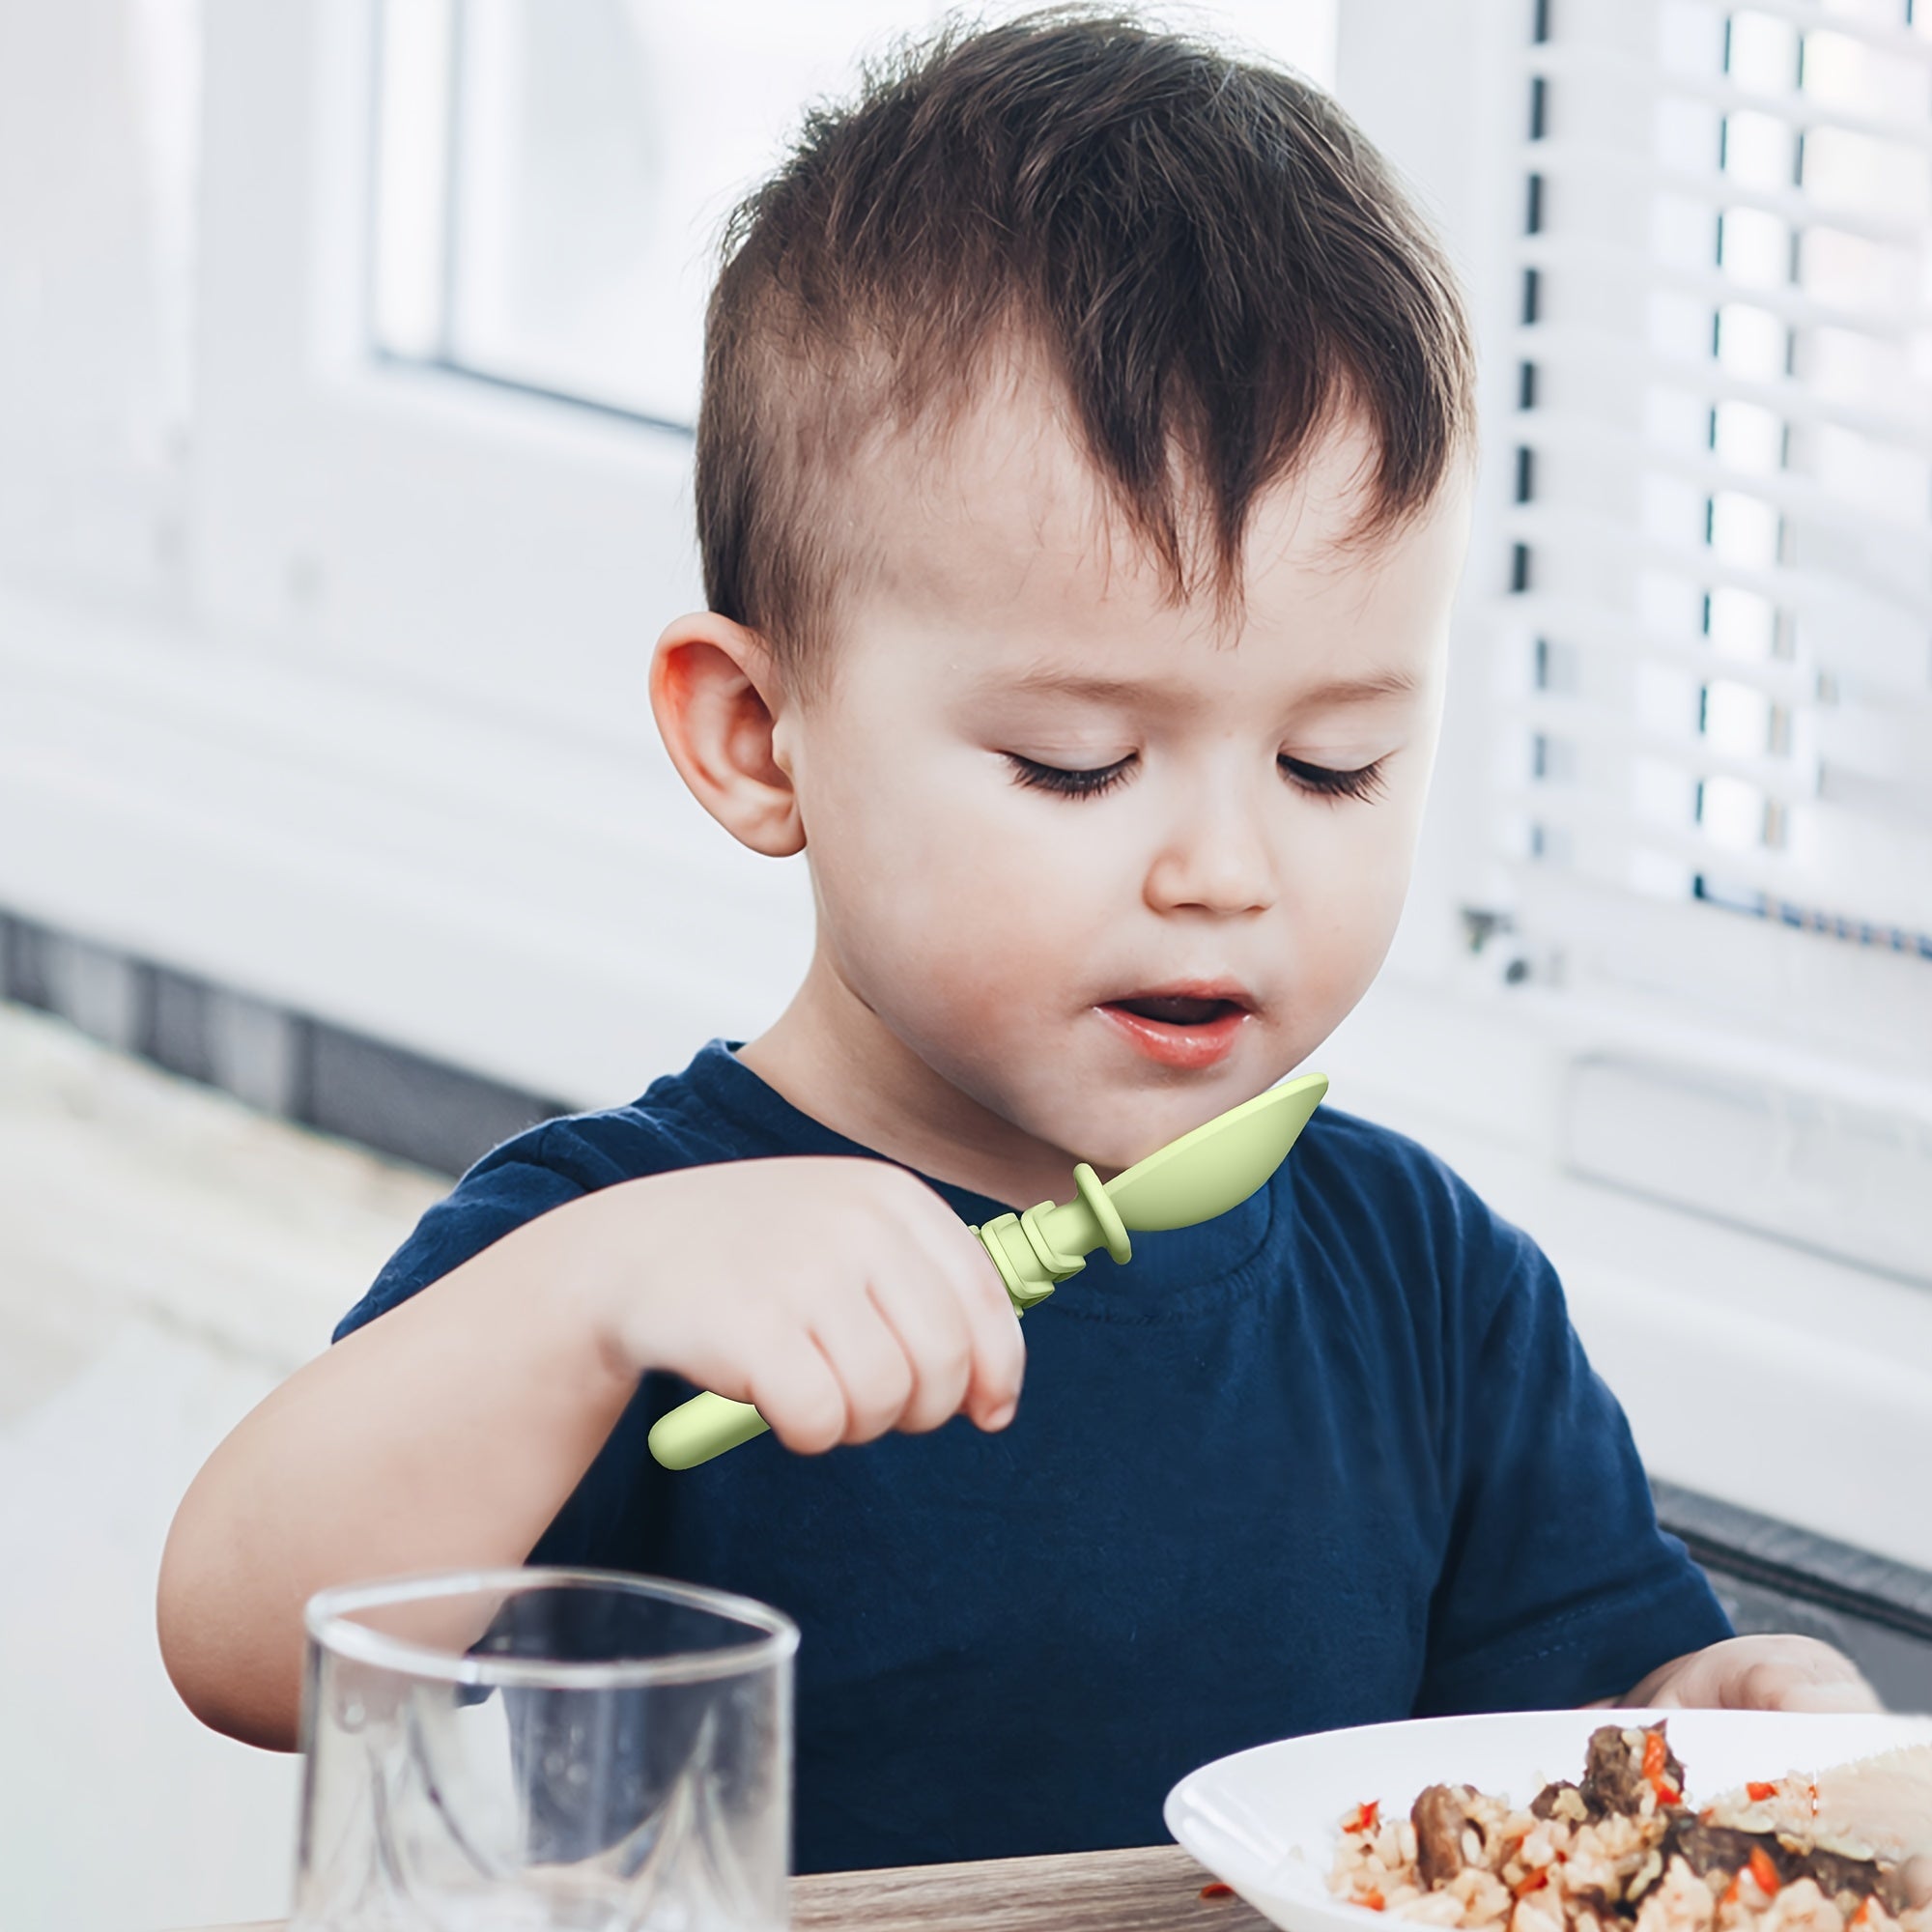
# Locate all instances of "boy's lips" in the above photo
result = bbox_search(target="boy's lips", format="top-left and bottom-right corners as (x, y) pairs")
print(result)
(1094, 982), (1255, 1069)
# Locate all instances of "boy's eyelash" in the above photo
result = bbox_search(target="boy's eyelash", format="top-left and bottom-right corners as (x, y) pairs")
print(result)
(1004, 753), (1387, 804)
(1006, 754), (1135, 798)
(1280, 753), (1388, 804)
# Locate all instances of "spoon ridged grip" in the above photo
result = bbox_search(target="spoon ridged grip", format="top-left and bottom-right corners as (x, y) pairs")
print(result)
(976, 1164), (1132, 1313)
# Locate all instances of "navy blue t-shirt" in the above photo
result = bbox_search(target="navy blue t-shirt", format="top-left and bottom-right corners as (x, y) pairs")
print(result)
(336, 1037), (1729, 1873)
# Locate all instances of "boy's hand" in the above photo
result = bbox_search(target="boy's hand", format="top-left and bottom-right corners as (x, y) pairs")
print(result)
(1612, 1634), (1883, 1713)
(570, 1155), (1027, 1454)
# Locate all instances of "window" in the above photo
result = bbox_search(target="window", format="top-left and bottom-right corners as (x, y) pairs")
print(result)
(369, 0), (963, 426)
(367, 0), (1341, 427)
(1496, 0), (1932, 1062)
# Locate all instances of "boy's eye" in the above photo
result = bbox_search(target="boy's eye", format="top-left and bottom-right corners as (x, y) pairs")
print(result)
(1279, 754), (1387, 804)
(1005, 752), (1387, 804)
(1005, 753), (1134, 799)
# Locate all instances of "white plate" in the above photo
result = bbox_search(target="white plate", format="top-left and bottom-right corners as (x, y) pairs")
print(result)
(1164, 1708), (1932, 1932)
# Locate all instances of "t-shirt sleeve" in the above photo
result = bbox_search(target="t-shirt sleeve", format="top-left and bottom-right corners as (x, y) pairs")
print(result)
(333, 1124), (599, 1342)
(1413, 1198), (1733, 1713)
(329, 1116), (693, 1571)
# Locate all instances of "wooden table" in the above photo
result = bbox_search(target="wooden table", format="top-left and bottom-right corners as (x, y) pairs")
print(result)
(179, 1842), (1274, 1930)
(794, 1844), (1269, 1929)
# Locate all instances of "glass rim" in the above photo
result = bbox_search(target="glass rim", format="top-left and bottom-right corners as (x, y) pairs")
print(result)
(304, 1566), (800, 1690)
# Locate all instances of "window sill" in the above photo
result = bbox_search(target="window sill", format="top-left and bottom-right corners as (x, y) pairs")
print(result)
(0, 582), (813, 1100)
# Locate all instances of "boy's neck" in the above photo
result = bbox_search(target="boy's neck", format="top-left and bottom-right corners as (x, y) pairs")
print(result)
(734, 950), (1094, 1212)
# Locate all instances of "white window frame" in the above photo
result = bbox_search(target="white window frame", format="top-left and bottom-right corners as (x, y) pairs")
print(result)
(194, 2), (704, 742)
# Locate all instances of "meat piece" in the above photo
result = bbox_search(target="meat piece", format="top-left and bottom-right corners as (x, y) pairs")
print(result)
(1580, 1722), (1685, 1819)
(1662, 1818), (1793, 1885)
(1531, 1779), (1587, 1822)
(1412, 1783), (1477, 1889)
(1804, 1848), (1913, 1918)
(1579, 1726), (1646, 1818)
(1661, 1817), (1913, 1917)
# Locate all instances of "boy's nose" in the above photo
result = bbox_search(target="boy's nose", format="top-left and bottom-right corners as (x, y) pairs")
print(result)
(1143, 778), (1279, 916)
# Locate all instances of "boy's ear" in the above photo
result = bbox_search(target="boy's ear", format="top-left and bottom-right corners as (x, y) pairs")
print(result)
(649, 611), (806, 858)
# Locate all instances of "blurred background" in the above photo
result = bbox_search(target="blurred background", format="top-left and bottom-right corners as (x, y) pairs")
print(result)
(2, 0), (1929, 1923)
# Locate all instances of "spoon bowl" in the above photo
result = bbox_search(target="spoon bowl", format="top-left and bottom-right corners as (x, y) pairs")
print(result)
(1104, 1071), (1329, 1229)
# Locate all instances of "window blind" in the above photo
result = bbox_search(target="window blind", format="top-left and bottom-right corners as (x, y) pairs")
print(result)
(1496, 0), (1932, 1058)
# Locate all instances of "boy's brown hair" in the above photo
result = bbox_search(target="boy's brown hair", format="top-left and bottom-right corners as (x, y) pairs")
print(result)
(696, 8), (1475, 704)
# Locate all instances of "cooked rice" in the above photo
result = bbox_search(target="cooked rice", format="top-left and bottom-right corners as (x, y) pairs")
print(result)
(1326, 1728), (1931, 1932)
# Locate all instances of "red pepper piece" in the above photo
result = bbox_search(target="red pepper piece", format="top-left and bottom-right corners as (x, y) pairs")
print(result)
(1360, 1889), (1385, 1912)
(1747, 1781), (1778, 1803)
(1748, 1847), (1780, 1896)
(1200, 1881), (1235, 1898)
(1636, 1730), (1683, 1806)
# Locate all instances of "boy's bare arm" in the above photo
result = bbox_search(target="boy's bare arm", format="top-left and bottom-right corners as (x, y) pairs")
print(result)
(156, 1157), (1024, 1750)
(156, 1205), (638, 1750)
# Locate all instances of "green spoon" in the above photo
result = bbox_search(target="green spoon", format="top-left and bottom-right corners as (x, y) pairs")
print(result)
(646, 1070), (1328, 1469)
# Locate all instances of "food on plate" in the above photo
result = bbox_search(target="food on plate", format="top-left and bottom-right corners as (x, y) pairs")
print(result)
(1809, 1747), (1932, 1867)
(1327, 1722), (1932, 1932)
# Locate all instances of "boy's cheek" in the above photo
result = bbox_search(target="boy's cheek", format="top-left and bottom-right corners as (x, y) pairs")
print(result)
(1274, 854), (1416, 1042)
(1298, 823), (1416, 939)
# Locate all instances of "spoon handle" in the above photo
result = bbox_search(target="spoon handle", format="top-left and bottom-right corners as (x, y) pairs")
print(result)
(649, 1391), (772, 1468)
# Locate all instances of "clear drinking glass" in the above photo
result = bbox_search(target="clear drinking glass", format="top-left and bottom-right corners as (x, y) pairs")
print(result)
(293, 1568), (798, 1931)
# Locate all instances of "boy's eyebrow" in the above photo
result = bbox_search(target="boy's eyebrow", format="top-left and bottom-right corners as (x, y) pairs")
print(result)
(994, 667), (1418, 708)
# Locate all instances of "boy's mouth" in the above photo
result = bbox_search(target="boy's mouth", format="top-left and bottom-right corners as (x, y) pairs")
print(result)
(1108, 995), (1244, 1025)
(1102, 982), (1255, 1025)
(1095, 984), (1255, 1070)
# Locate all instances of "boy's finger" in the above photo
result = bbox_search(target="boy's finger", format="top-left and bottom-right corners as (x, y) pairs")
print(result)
(805, 1292), (917, 1443)
(952, 1238), (1025, 1425)
(745, 1334), (851, 1457)
(1749, 1661), (1882, 1714)
(862, 1269), (973, 1434)
(882, 1182), (1025, 1424)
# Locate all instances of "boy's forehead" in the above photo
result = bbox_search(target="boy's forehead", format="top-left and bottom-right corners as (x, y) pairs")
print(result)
(844, 354), (1466, 684)
(844, 353), (1106, 608)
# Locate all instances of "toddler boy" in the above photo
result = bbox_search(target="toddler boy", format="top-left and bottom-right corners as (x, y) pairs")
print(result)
(159, 12), (1876, 1875)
